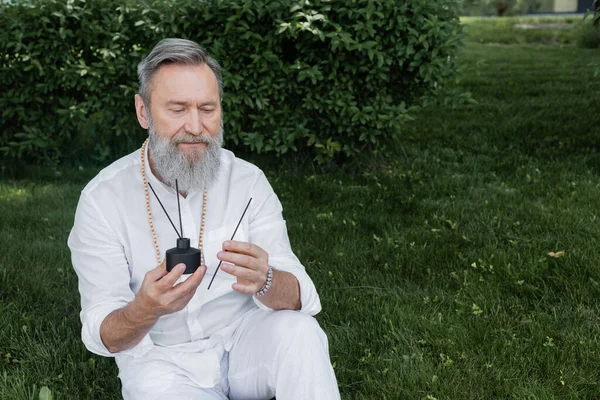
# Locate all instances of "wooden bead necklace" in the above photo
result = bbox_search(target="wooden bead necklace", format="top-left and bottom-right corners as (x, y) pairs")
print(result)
(140, 138), (207, 266)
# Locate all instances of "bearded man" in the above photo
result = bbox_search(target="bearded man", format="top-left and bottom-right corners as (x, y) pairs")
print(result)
(68, 38), (340, 400)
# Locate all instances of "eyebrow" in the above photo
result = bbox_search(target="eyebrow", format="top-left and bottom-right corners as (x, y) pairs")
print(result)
(166, 100), (218, 107)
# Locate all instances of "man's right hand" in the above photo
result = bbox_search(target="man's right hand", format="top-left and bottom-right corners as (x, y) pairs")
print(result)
(134, 261), (207, 320)
(100, 261), (206, 353)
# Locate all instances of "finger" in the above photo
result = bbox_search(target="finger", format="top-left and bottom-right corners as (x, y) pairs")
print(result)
(221, 262), (260, 282)
(171, 265), (207, 298)
(169, 270), (206, 310)
(159, 263), (186, 288)
(217, 251), (257, 270)
(146, 260), (168, 281)
(222, 240), (267, 259)
(232, 282), (258, 295)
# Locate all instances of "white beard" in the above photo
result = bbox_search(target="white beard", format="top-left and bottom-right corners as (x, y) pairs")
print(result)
(147, 117), (223, 194)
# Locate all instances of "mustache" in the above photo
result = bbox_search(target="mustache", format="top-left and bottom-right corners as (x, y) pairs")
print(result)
(171, 133), (212, 145)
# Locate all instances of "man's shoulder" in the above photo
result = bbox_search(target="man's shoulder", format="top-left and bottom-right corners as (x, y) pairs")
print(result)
(81, 148), (141, 197)
(220, 148), (265, 178)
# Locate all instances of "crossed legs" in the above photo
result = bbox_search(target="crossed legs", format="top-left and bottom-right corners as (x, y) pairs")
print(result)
(120, 310), (340, 400)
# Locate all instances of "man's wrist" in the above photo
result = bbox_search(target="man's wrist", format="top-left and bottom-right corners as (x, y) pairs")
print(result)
(127, 296), (159, 325)
(254, 266), (274, 297)
(253, 269), (301, 311)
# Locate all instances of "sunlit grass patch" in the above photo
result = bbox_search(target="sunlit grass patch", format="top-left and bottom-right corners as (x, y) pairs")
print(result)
(0, 184), (31, 201)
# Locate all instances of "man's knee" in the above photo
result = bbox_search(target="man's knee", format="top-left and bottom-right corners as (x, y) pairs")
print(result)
(269, 311), (329, 354)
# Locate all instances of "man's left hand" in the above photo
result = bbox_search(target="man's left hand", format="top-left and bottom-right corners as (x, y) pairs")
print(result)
(217, 240), (269, 294)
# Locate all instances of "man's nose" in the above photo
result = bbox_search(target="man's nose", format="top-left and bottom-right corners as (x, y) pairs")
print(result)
(184, 108), (202, 135)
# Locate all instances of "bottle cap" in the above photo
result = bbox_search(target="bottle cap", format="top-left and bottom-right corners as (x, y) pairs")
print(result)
(177, 237), (190, 250)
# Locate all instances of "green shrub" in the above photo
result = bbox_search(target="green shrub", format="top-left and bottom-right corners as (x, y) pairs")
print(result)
(577, 13), (600, 49)
(0, 0), (464, 165)
(577, 23), (600, 48)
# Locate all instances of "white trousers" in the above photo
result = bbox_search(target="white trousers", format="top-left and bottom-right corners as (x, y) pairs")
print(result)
(121, 310), (341, 400)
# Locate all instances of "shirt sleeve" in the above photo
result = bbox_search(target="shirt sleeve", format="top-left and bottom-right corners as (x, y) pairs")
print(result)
(67, 191), (154, 358)
(248, 171), (322, 316)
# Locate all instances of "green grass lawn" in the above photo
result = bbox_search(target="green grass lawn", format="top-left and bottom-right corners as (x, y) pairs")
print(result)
(461, 16), (587, 45)
(2, 21), (600, 399)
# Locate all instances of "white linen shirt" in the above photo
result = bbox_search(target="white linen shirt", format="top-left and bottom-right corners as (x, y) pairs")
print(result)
(67, 145), (321, 388)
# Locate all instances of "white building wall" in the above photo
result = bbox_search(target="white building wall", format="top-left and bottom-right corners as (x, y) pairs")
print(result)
(553, 0), (578, 12)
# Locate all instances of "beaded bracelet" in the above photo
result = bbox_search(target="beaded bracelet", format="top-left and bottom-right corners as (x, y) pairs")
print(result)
(254, 266), (274, 297)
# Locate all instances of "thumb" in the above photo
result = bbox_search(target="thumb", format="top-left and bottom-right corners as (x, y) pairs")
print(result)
(146, 259), (168, 281)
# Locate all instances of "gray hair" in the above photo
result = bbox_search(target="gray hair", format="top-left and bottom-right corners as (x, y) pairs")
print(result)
(137, 38), (223, 106)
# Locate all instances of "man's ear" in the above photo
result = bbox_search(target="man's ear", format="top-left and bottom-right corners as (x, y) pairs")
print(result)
(135, 94), (149, 129)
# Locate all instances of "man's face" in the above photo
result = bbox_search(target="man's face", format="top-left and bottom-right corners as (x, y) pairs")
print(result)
(146, 63), (222, 160)
(135, 63), (223, 193)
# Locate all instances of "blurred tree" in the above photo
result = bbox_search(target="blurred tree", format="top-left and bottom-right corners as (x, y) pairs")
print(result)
(498, 0), (506, 15)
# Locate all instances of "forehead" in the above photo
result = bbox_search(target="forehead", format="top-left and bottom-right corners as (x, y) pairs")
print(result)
(150, 63), (219, 104)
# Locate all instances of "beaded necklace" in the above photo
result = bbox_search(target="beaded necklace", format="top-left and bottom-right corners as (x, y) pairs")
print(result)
(140, 138), (207, 266)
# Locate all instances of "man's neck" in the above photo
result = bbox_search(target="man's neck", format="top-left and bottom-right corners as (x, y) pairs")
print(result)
(147, 147), (188, 198)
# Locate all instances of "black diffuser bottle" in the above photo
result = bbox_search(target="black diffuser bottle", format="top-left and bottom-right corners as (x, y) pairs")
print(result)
(147, 179), (202, 274)
(166, 237), (201, 274)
